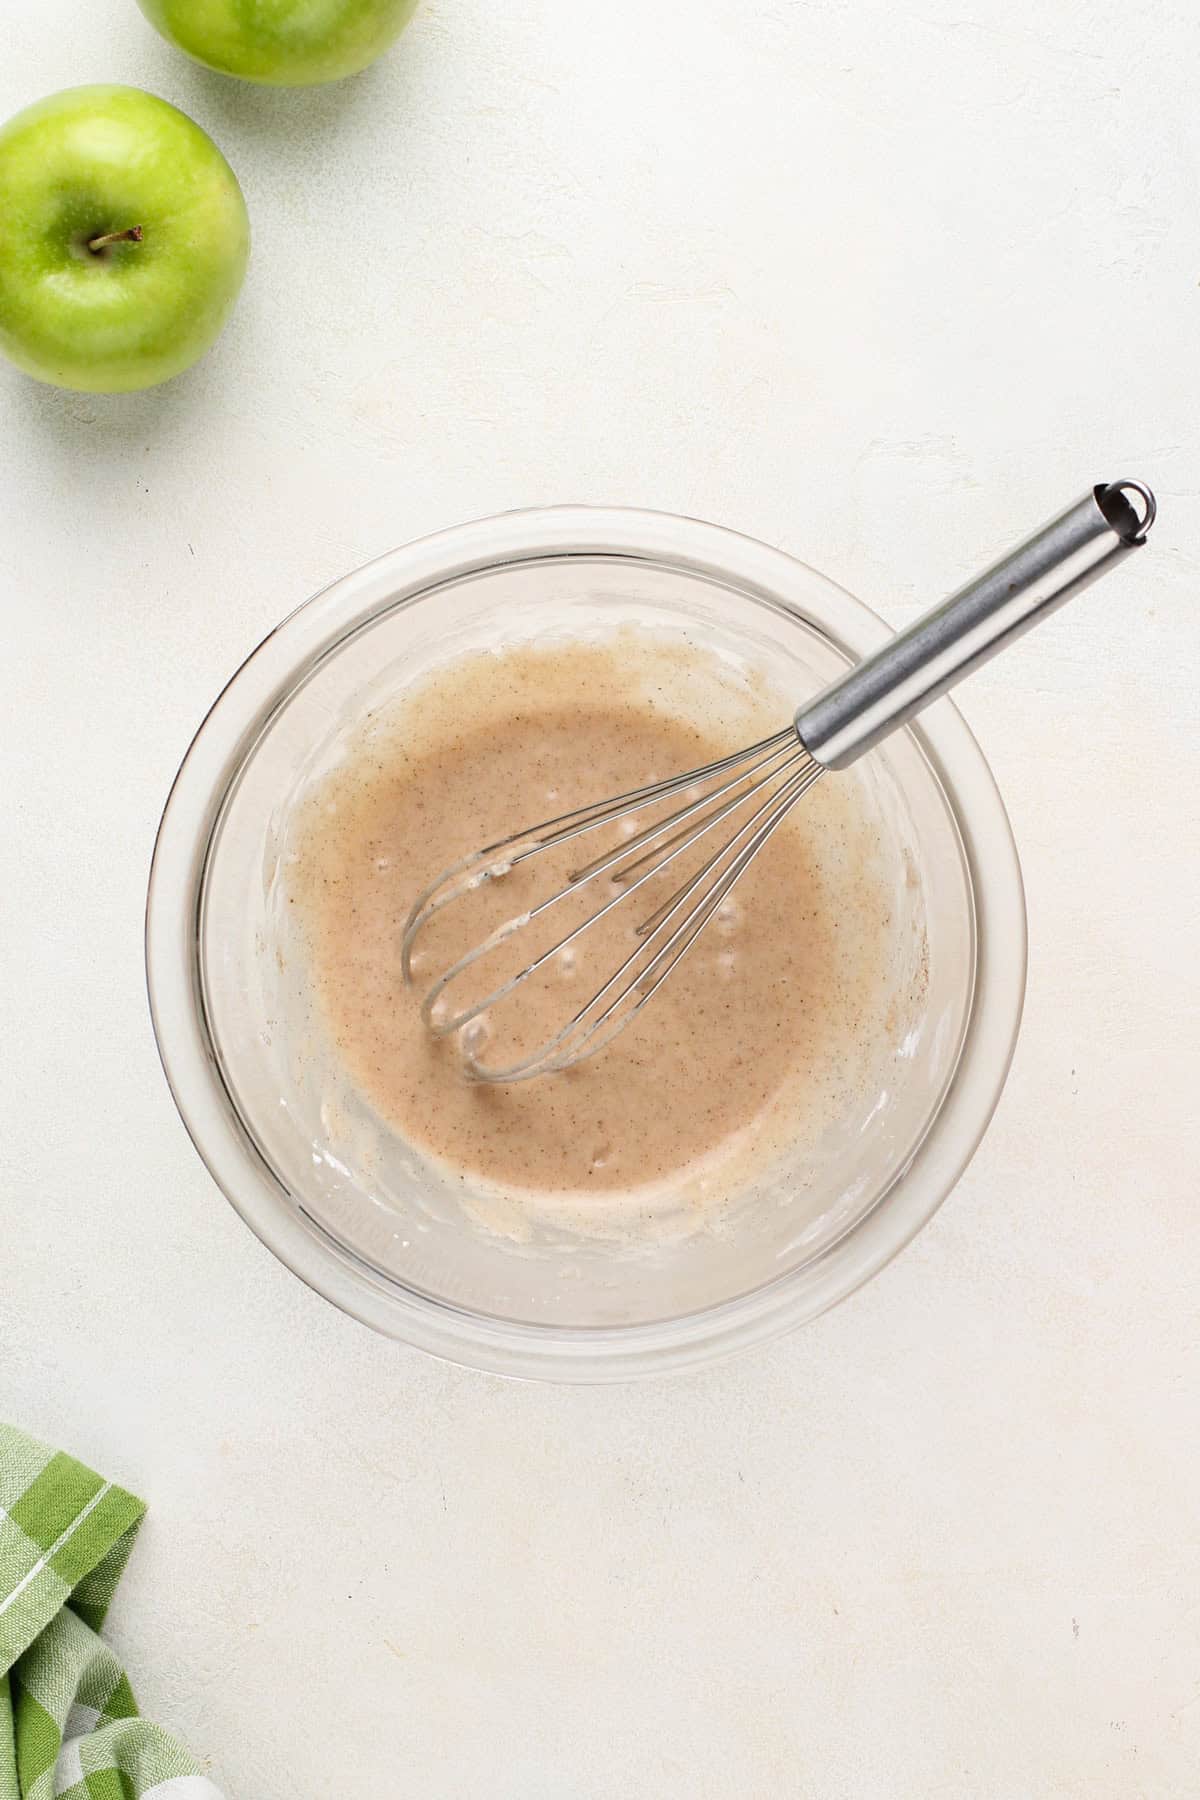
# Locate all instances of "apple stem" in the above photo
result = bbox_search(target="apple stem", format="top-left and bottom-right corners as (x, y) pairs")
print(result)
(87, 226), (144, 254)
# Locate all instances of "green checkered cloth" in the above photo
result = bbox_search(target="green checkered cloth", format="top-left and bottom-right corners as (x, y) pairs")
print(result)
(0, 1425), (223, 1800)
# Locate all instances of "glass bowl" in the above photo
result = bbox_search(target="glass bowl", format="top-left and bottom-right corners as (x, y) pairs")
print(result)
(145, 507), (1026, 1380)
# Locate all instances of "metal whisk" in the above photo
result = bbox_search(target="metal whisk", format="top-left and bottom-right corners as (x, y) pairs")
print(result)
(403, 480), (1156, 1083)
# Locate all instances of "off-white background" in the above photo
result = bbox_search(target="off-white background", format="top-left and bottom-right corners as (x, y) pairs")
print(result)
(3, 1), (1198, 1794)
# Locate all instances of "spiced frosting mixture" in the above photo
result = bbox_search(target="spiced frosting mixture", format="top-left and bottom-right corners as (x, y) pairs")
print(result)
(288, 632), (903, 1210)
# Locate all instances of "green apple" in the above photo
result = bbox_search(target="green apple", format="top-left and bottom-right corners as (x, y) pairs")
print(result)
(136, 0), (420, 86)
(0, 86), (249, 394)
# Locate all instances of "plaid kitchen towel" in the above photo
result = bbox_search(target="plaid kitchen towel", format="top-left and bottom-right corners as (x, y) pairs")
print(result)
(0, 1424), (224, 1799)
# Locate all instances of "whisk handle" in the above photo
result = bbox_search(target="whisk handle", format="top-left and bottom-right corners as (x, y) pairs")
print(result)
(795, 480), (1156, 770)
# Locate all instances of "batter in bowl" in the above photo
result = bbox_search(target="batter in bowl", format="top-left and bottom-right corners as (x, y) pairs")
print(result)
(287, 631), (911, 1215)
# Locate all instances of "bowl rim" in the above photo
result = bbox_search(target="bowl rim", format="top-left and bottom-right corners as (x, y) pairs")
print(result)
(145, 504), (1027, 1381)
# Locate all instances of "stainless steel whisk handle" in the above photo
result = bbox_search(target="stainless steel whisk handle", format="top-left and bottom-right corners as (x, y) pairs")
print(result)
(795, 479), (1156, 770)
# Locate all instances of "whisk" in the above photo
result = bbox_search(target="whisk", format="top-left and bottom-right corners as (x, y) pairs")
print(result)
(403, 480), (1156, 1083)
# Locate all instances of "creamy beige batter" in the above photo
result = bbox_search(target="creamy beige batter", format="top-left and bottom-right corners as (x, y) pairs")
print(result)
(289, 633), (901, 1206)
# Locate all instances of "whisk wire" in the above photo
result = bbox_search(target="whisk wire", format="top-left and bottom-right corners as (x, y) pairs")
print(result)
(399, 728), (797, 985)
(403, 726), (822, 1083)
(412, 736), (810, 1041)
(403, 732), (800, 1011)
(486, 755), (825, 1082)
(413, 743), (802, 1049)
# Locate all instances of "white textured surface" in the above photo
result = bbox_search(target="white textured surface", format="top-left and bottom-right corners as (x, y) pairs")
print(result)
(3, 1), (1199, 1794)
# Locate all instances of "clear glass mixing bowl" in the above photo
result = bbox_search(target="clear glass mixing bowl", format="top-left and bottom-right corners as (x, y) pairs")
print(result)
(146, 508), (1026, 1380)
